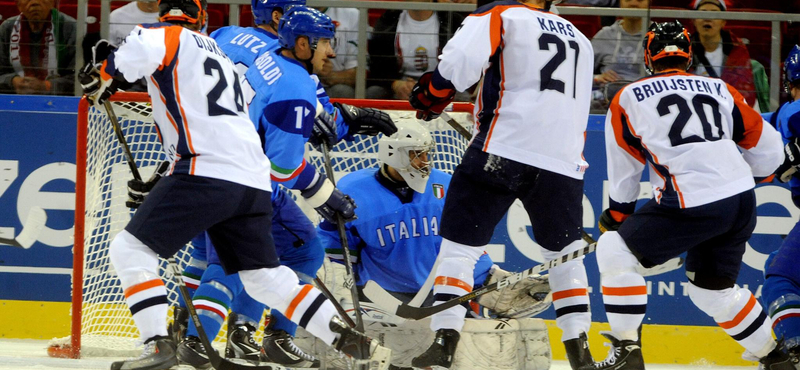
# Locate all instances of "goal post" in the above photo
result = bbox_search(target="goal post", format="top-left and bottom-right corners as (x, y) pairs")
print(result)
(54, 92), (475, 359)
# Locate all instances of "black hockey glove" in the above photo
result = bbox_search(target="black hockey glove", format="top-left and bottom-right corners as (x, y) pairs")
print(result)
(409, 71), (456, 121)
(775, 137), (800, 183)
(126, 161), (170, 209)
(334, 102), (398, 137)
(301, 174), (357, 223)
(309, 109), (338, 149)
(80, 62), (121, 106)
(598, 209), (625, 234)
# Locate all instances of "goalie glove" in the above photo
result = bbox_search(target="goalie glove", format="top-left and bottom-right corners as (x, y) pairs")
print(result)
(301, 174), (357, 223)
(126, 161), (170, 209)
(475, 266), (553, 319)
(409, 71), (456, 121)
(79, 62), (121, 106)
(775, 137), (800, 183)
(309, 109), (338, 149)
(334, 102), (398, 137)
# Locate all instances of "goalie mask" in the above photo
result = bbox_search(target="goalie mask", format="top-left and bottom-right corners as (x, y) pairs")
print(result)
(159, 0), (206, 26)
(378, 120), (435, 194)
(643, 21), (692, 75)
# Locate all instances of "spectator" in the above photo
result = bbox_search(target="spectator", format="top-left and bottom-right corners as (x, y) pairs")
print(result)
(316, 4), (359, 98)
(0, 0), (75, 95)
(366, 1), (464, 100)
(590, 0), (649, 110)
(109, 0), (159, 46)
(690, 0), (769, 111)
(563, 0), (616, 5)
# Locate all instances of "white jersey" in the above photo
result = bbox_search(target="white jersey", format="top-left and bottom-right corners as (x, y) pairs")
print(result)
(108, 2), (159, 46)
(106, 23), (272, 192)
(436, 1), (594, 179)
(606, 71), (783, 209)
(324, 6), (359, 72)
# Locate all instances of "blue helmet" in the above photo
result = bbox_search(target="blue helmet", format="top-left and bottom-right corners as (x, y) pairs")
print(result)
(278, 6), (335, 50)
(252, 0), (304, 26)
(785, 45), (800, 91)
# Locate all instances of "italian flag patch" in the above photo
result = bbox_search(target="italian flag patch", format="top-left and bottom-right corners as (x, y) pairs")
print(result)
(432, 184), (445, 199)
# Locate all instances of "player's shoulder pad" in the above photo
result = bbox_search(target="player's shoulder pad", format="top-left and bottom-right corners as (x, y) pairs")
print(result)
(471, 0), (525, 15)
(137, 22), (176, 30)
(429, 168), (452, 185)
(338, 168), (380, 194)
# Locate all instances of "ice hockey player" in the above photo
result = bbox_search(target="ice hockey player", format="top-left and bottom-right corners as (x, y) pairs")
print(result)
(79, 0), (392, 368)
(319, 120), (553, 321)
(581, 22), (790, 370)
(762, 44), (800, 365)
(407, 0), (595, 368)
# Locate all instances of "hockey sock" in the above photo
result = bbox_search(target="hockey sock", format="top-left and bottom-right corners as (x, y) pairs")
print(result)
(240, 266), (338, 345)
(430, 239), (484, 333)
(596, 232), (645, 341)
(688, 282), (775, 358)
(180, 233), (209, 308)
(269, 309), (299, 336)
(762, 276), (800, 349)
(186, 264), (237, 339)
(109, 230), (169, 341)
(230, 290), (266, 328)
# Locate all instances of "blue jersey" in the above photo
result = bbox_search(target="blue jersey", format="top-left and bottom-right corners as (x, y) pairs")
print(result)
(211, 26), (279, 73)
(318, 168), (493, 293)
(775, 100), (800, 194)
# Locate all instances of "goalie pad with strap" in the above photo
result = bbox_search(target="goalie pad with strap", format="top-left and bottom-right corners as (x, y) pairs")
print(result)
(476, 266), (553, 319)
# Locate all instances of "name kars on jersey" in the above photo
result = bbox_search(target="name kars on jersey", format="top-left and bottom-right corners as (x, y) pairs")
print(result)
(537, 18), (575, 38)
(375, 216), (439, 247)
(632, 78), (728, 102)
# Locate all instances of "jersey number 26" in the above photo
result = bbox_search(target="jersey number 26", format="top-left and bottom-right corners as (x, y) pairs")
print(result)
(204, 57), (246, 117)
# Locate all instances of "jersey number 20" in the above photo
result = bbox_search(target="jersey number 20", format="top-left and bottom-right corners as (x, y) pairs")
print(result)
(204, 57), (246, 116)
(657, 93), (723, 147)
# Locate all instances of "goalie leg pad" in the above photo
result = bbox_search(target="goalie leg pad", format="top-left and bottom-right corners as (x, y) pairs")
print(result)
(240, 267), (338, 345)
(688, 282), (774, 358)
(109, 230), (169, 341)
(543, 240), (591, 341)
(431, 239), (485, 333)
(476, 266), (552, 319)
(596, 231), (646, 341)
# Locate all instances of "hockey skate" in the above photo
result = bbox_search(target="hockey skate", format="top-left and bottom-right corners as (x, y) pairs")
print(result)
(110, 336), (178, 370)
(329, 315), (392, 370)
(564, 332), (594, 369)
(578, 332), (644, 370)
(176, 336), (212, 370)
(225, 315), (262, 362)
(410, 329), (460, 370)
(168, 307), (188, 345)
(759, 346), (796, 370)
(260, 328), (320, 368)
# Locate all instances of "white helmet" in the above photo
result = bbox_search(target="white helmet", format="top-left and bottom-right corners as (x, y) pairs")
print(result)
(378, 120), (435, 193)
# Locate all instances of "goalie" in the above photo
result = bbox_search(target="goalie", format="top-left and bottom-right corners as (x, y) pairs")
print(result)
(318, 120), (553, 322)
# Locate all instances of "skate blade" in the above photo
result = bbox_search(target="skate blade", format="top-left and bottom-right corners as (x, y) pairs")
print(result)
(354, 344), (392, 370)
(227, 358), (288, 370)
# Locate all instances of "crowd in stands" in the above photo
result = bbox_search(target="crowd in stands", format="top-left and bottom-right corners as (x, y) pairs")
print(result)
(0, 0), (796, 112)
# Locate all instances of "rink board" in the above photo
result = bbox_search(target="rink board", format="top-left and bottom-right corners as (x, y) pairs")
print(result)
(0, 95), (793, 366)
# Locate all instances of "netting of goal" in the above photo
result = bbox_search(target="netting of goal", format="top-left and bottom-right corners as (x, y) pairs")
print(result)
(50, 92), (475, 358)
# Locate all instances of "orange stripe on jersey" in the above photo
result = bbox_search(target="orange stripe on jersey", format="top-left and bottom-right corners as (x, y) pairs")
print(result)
(285, 284), (314, 320)
(727, 83), (763, 150)
(608, 93), (646, 165)
(718, 294), (757, 330)
(160, 26), (182, 71)
(172, 57), (197, 174)
(124, 279), (164, 298)
(552, 288), (587, 301)
(602, 285), (647, 296)
(435, 276), (473, 293)
(483, 45), (506, 152)
(149, 76), (181, 134)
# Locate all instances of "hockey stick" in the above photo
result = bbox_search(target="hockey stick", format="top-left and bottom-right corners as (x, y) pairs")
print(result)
(581, 230), (684, 276)
(0, 206), (47, 249)
(168, 259), (282, 370)
(439, 111), (472, 140)
(363, 243), (596, 320)
(781, 167), (798, 183)
(314, 276), (357, 328)
(103, 100), (142, 181)
(319, 141), (366, 334)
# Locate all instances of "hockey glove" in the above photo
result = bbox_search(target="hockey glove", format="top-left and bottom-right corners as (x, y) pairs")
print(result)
(476, 266), (552, 319)
(309, 109), (338, 149)
(334, 102), (398, 137)
(301, 174), (357, 223)
(409, 71), (456, 121)
(775, 137), (800, 183)
(126, 161), (170, 209)
(80, 62), (121, 106)
(598, 208), (626, 234)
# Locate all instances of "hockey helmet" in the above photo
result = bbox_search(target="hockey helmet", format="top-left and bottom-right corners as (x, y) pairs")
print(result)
(158, 0), (206, 25)
(277, 6), (335, 50)
(642, 21), (693, 75)
(252, 0), (305, 26)
(378, 120), (436, 194)
(784, 45), (800, 92)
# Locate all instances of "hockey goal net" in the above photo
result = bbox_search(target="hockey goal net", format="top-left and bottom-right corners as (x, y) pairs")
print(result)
(51, 91), (475, 358)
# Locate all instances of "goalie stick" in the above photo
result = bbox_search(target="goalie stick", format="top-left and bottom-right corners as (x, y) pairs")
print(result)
(168, 259), (283, 370)
(0, 206), (47, 249)
(581, 230), (684, 276)
(363, 243), (596, 320)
